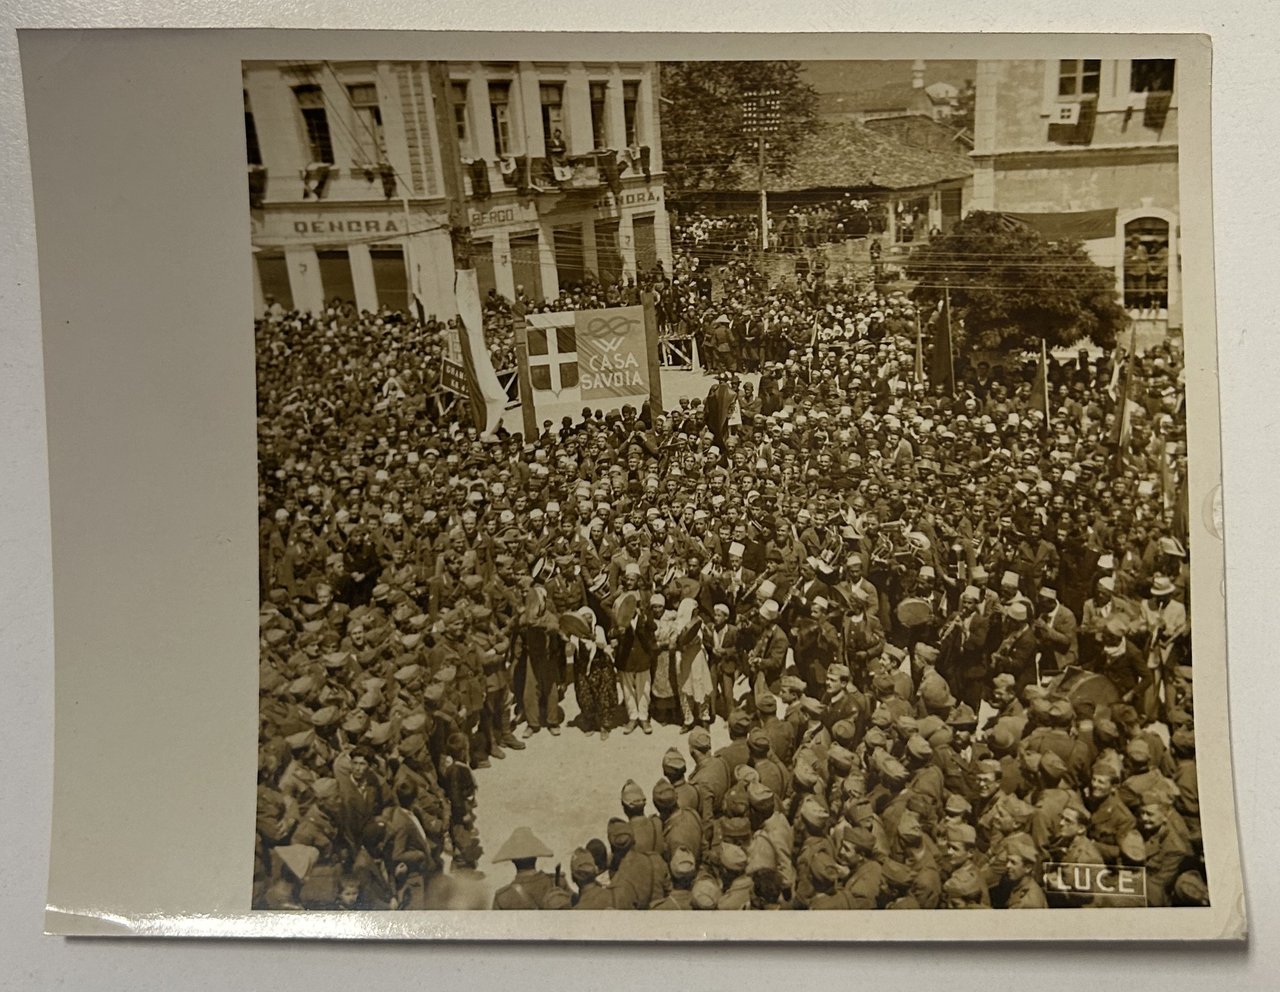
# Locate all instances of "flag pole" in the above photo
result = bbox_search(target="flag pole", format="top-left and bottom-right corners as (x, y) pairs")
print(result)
(943, 279), (955, 397)
(914, 311), (923, 384)
(1041, 336), (1050, 438)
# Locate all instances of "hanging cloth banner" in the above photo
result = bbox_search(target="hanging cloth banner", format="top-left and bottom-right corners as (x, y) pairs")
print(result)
(573, 305), (652, 401)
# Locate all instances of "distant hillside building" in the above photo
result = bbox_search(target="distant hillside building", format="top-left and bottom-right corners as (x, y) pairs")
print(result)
(819, 60), (959, 123)
(970, 58), (1180, 332)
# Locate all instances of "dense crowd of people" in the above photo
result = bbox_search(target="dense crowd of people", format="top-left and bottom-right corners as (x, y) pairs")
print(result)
(253, 230), (1202, 913)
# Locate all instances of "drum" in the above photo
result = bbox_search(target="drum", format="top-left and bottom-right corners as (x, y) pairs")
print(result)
(558, 612), (594, 641)
(613, 591), (638, 631)
(1047, 667), (1122, 713)
(896, 597), (933, 628)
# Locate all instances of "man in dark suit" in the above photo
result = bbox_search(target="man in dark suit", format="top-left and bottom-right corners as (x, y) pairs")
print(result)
(992, 601), (1039, 694)
(1033, 586), (1078, 677)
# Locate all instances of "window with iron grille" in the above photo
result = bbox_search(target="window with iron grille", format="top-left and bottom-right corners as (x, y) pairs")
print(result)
(293, 84), (334, 163)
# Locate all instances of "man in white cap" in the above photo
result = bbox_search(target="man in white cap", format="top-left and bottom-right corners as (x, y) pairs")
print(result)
(1079, 574), (1135, 668)
(992, 600), (1038, 694)
(615, 591), (662, 734)
(747, 599), (790, 694)
(705, 601), (741, 723)
(491, 827), (571, 909)
(1032, 585), (1078, 675)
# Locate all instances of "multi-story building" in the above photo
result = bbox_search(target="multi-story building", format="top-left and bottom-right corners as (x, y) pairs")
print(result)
(969, 58), (1181, 334)
(244, 59), (671, 319)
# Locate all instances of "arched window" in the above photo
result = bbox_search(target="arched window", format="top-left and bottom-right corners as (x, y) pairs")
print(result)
(1123, 216), (1170, 309)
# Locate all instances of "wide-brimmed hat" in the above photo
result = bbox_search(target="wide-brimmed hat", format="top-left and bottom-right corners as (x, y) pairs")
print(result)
(492, 826), (554, 862)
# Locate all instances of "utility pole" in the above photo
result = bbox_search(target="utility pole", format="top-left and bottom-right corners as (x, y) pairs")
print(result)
(425, 61), (480, 359)
(742, 88), (781, 253)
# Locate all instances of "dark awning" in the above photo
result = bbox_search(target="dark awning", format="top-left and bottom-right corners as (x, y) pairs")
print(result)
(1001, 208), (1118, 241)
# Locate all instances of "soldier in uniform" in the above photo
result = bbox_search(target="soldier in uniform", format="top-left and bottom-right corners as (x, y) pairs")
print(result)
(491, 826), (571, 909)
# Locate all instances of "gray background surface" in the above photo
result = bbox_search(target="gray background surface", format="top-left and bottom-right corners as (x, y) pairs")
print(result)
(2, 2), (1276, 988)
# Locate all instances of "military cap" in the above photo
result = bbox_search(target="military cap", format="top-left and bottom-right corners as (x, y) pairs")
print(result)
(1171, 726), (1196, 756)
(831, 719), (857, 746)
(747, 782), (776, 811)
(827, 663), (851, 680)
(1125, 737), (1152, 764)
(310, 705), (339, 727)
(652, 778), (678, 810)
(288, 675), (318, 696)
(1047, 698), (1075, 725)
(620, 779), (647, 807)
(570, 847), (600, 883)
(989, 722), (1020, 752)
(747, 727), (771, 753)
(779, 674), (807, 692)
(493, 826), (554, 862)
(1174, 871), (1209, 905)
(423, 683), (445, 704)
(433, 665), (457, 684)
(721, 815), (753, 845)
(720, 843), (749, 874)
(1039, 751), (1068, 782)
(734, 764), (761, 785)
(794, 759), (820, 789)
(809, 849), (840, 885)
(945, 822), (978, 846)
(398, 733), (426, 757)
(669, 846), (698, 881)
(688, 727), (712, 752)
(944, 866), (985, 900)
(661, 747), (687, 773)
(825, 744), (854, 773)
(844, 826), (877, 855)
(311, 777), (338, 800)
(1118, 829), (1147, 864)
(871, 672), (896, 695)
(799, 795), (830, 829)
(893, 714), (920, 738)
(800, 696), (825, 718)
(915, 643), (941, 666)
(342, 710), (369, 735)
(275, 844), (320, 883)
(919, 676), (954, 710)
(947, 703), (979, 729)
(881, 755), (910, 785)
(322, 651), (350, 669)
(606, 818), (635, 846)
(881, 860), (914, 889)
(863, 727), (889, 751)
(691, 877), (721, 910)
(906, 735), (933, 761)
(944, 795), (973, 819)
(1001, 832), (1040, 865)
(723, 784), (751, 817)
(1002, 796), (1037, 825)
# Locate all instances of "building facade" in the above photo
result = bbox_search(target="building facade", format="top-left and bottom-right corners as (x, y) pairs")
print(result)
(970, 58), (1181, 332)
(244, 59), (671, 319)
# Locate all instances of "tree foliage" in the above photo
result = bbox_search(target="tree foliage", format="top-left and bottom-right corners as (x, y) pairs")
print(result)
(659, 61), (818, 196)
(905, 210), (1130, 352)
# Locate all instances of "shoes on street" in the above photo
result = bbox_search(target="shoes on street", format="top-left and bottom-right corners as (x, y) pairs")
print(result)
(502, 734), (526, 750)
(681, 722), (694, 732)
(490, 746), (505, 759)
(548, 725), (561, 736)
(622, 720), (638, 734)
(522, 726), (538, 739)
(473, 758), (491, 769)
(641, 721), (653, 735)
(600, 728), (610, 741)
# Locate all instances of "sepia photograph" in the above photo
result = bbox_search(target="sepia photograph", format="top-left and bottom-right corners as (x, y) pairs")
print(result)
(247, 51), (1213, 917)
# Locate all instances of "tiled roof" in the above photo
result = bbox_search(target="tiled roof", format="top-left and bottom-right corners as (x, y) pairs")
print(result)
(759, 118), (973, 192)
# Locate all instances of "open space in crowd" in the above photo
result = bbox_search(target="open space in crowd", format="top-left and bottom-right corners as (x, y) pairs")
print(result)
(254, 224), (1201, 913)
